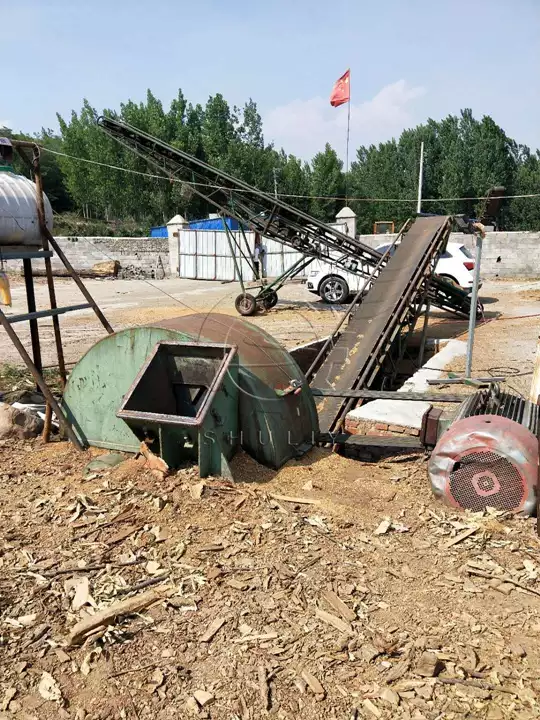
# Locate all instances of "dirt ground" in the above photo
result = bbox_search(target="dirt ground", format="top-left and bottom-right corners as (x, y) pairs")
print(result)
(1, 438), (540, 720)
(0, 276), (343, 366)
(2, 279), (540, 719)
(2, 276), (540, 387)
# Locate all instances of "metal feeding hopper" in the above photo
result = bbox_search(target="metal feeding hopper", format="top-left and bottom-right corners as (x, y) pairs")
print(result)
(117, 341), (239, 478)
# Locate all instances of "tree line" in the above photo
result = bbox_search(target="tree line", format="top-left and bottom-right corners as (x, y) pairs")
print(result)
(5, 90), (540, 235)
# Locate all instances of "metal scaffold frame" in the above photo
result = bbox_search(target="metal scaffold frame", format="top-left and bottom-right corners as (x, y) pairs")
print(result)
(0, 138), (114, 447)
(96, 116), (475, 320)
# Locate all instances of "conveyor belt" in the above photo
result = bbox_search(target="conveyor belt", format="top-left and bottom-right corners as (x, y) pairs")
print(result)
(312, 215), (452, 434)
(97, 117), (473, 318)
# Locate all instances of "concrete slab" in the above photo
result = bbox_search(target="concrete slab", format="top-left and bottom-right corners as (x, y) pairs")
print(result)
(346, 339), (467, 430)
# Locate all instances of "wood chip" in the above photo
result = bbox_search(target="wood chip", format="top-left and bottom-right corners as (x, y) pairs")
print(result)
(107, 524), (141, 546)
(70, 576), (93, 611)
(226, 579), (248, 591)
(363, 698), (382, 718)
(374, 519), (392, 535)
(2, 688), (16, 712)
(268, 493), (319, 505)
(38, 672), (62, 702)
(385, 660), (409, 683)
(193, 690), (214, 707)
(200, 616), (226, 642)
(67, 587), (170, 646)
(315, 607), (353, 635)
(379, 687), (399, 706)
(190, 482), (205, 500)
(258, 665), (269, 710)
(415, 651), (444, 678)
(54, 648), (71, 663)
(444, 526), (478, 548)
(321, 589), (356, 622)
(301, 669), (325, 699)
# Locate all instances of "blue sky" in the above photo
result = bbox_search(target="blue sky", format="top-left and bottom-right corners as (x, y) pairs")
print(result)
(4, 0), (540, 160)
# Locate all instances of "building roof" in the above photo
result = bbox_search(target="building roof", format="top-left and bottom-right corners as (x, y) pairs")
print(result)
(336, 206), (357, 219)
(167, 214), (188, 225)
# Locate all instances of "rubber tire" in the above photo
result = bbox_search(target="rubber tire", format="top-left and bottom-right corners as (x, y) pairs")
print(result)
(439, 274), (460, 289)
(319, 275), (350, 304)
(262, 290), (278, 309)
(476, 301), (484, 320)
(235, 293), (257, 316)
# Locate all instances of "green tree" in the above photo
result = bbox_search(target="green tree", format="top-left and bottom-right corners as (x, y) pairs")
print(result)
(310, 144), (344, 221)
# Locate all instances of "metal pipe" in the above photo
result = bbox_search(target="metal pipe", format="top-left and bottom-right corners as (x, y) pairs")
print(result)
(311, 388), (463, 402)
(418, 297), (431, 368)
(22, 258), (42, 378)
(44, 230), (114, 334)
(223, 222), (245, 292)
(32, 146), (67, 386)
(416, 141), (424, 214)
(0, 308), (84, 450)
(465, 232), (484, 377)
(42, 402), (52, 443)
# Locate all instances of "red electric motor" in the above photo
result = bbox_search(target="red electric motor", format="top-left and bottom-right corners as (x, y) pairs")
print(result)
(428, 392), (538, 515)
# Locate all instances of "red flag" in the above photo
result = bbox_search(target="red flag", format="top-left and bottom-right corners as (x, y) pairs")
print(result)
(330, 69), (350, 107)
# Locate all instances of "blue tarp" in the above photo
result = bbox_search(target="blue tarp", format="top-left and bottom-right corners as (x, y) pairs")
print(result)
(188, 217), (240, 231)
(149, 226), (168, 237)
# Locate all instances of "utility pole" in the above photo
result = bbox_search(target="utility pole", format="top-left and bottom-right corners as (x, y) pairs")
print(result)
(465, 225), (485, 378)
(272, 168), (279, 199)
(416, 141), (424, 215)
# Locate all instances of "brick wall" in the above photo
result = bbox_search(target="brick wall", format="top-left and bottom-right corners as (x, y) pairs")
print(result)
(5, 236), (170, 279)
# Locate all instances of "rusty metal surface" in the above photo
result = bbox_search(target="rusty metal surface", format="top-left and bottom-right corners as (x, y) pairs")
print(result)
(155, 314), (319, 467)
(428, 414), (538, 515)
(312, 215), (452, 434)
(420, 407), (444, 446)
(117, 341), (237, 428)
(311, 388), (463, 402)
(64, 314), (318, 468)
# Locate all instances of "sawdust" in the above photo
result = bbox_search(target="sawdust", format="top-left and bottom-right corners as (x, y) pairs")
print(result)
(519, 289), (540, 302)
(1, 438), (540, 719)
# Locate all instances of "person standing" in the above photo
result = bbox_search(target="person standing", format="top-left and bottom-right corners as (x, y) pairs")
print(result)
(253, 234), (267, 280)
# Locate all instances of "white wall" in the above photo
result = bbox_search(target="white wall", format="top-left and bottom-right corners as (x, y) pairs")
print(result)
(171, 228), (308, 281)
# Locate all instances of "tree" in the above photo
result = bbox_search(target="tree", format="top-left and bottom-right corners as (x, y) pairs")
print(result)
(310, 144), (344, 221)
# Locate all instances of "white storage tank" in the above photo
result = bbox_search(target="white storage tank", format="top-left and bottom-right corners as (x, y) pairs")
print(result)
(0, 169), (53, 247)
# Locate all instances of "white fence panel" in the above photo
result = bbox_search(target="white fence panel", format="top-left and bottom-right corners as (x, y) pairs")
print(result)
(197, 254), (216, 280)
(177, 228), (310, 281)
(216, 256), (236, 280)
(179, 254), (196, 278)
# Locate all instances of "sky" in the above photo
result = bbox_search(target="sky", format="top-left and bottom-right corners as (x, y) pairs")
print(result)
(3, 0), (540, 161)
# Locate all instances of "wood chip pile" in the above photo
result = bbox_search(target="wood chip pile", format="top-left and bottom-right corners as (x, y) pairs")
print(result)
(1, 439), (540, 720)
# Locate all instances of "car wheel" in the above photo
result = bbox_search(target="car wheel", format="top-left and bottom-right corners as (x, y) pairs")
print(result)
(319, 276), (350, 304)
(439, 274), (460, 289)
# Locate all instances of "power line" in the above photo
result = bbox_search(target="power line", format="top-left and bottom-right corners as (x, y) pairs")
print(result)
(40, 146), (540, 204)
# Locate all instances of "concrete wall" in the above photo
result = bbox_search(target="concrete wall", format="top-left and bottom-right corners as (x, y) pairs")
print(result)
(5, 236), (170, 279)
(357, 230), (540, 279)
(4, 229), (540, 280)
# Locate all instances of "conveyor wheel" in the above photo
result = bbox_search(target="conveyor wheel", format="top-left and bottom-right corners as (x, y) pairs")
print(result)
(262, 290), (278, 310)
(235, 293), (258, 316)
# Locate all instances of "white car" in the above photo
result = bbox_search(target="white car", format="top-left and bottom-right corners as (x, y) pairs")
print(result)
(306, 241), (476, 304)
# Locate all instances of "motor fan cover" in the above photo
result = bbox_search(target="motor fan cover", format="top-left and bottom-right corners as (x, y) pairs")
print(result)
(428, 414), (537, 515)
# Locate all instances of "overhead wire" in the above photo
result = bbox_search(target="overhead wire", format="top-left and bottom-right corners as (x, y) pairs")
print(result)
(40, 146), (540, 204)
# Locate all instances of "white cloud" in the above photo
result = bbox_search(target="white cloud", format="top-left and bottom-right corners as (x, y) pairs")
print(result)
(264, 80), (426, 160)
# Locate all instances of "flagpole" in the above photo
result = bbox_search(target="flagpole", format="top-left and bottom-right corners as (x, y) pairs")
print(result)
(345, 73), (351, 204)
